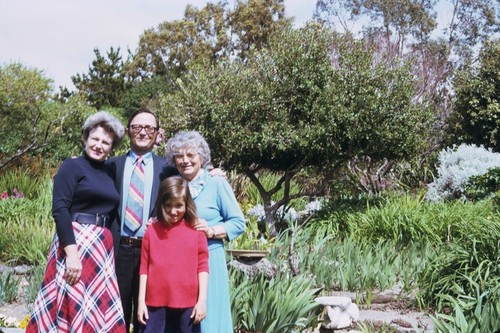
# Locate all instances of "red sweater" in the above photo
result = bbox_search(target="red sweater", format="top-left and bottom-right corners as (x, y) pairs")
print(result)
(140, 219), (209, 308)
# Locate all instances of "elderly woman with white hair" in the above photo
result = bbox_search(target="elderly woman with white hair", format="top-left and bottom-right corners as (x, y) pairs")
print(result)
(165, 130), (245, 333)
(27, 111), (126, 333)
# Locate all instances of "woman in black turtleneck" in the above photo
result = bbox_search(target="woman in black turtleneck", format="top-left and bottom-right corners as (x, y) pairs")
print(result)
(27, 111), (127, 333)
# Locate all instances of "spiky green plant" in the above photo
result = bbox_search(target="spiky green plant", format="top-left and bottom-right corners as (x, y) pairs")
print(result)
(230, 269), (320, 333)
(25, 262), (47, 306)
(0, 176), (53, 264)
(418, 214), (499, 309)
(429, 277), (500, 333)
(0, 272), (19, 305)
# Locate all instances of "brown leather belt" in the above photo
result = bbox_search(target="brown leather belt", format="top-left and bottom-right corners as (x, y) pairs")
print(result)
(120, 236), (142, 247)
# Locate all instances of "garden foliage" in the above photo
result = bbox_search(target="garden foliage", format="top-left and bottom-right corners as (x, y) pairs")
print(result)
(465, 167), (500, 205)
(426, 144), (500, 201)
(0, 175), (53, 265)
(230, 269), (320, 333)
(0, 63), (95, 171)
(159, 25), (430, 226)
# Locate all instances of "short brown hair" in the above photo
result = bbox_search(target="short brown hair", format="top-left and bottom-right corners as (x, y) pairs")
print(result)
(155, 176), (197, 226)
(127, 108), (159, 129)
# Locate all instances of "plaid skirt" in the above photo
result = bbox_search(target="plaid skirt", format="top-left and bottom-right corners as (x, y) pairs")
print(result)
(26, 222), (126, 333)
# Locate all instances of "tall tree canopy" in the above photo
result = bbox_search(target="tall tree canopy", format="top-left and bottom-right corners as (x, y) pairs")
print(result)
(72, 47), (128, 109)
(447, 39), (500, 151)
(128, 0), (292, 78)
(0, 63), (93, 170)
(157, 25), (431, 224)
(315, 0), (499, 151)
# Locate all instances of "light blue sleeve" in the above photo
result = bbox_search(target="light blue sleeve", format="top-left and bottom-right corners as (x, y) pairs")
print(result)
(215, 178), (246, 241)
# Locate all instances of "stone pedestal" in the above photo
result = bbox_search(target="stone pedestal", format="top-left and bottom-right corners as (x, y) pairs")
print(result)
(315, 296), (360, 330)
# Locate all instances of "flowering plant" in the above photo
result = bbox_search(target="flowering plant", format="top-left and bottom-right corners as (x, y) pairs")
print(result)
(0, 188), (24, 200)
(229, 215), (273, 251)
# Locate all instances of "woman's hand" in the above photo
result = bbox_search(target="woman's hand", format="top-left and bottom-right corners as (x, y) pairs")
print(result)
(193, 218), (210, 237)
(146, 216), (158, 229)
(191, 301), (207, 324)
(64, 244), (82, 285)
(208, 167), (226, 179)
(137, 301), (149, 325)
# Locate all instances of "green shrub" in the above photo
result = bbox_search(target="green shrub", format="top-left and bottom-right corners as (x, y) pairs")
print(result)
(230, 269), (320, 333)
(267, 219), (433, 296)
(0, 176), (53, 265)
(429, 277), (500, 333)
(25, 262), (47, 306)
(418, 223), (500, 311)
(0, 168), (51, 200)
(465, 167), (500, 206)
(346, 194), (498, 246)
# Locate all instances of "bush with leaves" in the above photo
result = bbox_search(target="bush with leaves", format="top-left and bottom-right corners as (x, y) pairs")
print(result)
(0, 175), (53, 265)
(0, 62), (95, 171)
(447, 39), (500, 151)
(465, 167), (500, 206)
(426, 144), (500, 201)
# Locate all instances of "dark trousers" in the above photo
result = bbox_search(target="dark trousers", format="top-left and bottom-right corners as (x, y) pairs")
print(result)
(138, 306), (200, 333)
(116, 244), (142, 333)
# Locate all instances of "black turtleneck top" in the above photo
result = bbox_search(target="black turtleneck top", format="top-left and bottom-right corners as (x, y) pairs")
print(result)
(52, 154), (120, 247)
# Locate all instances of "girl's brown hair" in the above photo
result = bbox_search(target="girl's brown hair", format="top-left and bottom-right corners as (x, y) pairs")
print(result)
(155, 176), (197, 226)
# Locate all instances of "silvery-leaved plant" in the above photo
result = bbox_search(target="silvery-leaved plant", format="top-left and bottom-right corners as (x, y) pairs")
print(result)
(426, 144), (500, 201)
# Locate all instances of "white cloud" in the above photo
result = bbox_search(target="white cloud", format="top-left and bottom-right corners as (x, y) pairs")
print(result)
(0, 0), (315, 89)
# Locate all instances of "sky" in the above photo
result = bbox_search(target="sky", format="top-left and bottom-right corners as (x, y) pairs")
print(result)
(0, 0), (317, 89)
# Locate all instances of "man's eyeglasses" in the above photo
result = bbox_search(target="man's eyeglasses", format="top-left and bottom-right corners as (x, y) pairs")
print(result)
(174, 152), (199, 161)
(129, 125), (158, 135)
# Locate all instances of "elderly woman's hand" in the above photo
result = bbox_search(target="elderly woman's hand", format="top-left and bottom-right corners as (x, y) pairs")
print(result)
(208, 167), (226, 179)
(193, 218), (210, 237)
(146, 216), (158, 229)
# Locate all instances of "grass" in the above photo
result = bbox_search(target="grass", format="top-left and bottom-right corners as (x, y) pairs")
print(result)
(230, 269), (320, 333)
(0, 272), (19, 305)
(0, 176), (53, 265)
(25, 262), (47, 306)
(269, 221), (433, 297)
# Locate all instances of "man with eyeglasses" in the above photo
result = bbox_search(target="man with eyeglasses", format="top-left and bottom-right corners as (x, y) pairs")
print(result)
(106, 108), (174, 333)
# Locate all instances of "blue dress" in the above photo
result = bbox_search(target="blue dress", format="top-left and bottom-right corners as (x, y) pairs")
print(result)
(188, 169), (245, 333)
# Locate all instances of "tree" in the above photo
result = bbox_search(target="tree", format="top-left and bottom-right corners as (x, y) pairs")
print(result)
(128, 0), (292, 78)
(0, 63), (93, 170)
(315, 0), (438, 53)
(447, 39), (500, 151)
(445, 0), (499, 61)
(119, 75), (176, 116)
(72, 47), (128, 109)
(157, 25), (430, 226)
(314, 0), (499, 60)
(315, 0), (454, 149)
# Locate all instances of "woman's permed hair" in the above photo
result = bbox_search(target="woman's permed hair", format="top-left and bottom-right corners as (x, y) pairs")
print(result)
(155, 176), (197, 226)
(165, 130), (211, 168)
(83, 111), (125, 149)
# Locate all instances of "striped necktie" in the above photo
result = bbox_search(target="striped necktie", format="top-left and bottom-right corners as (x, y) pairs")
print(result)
(125, 156), (144, 233)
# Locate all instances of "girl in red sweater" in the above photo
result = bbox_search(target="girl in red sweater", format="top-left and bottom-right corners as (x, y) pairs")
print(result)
(137, 176), (209, 333)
